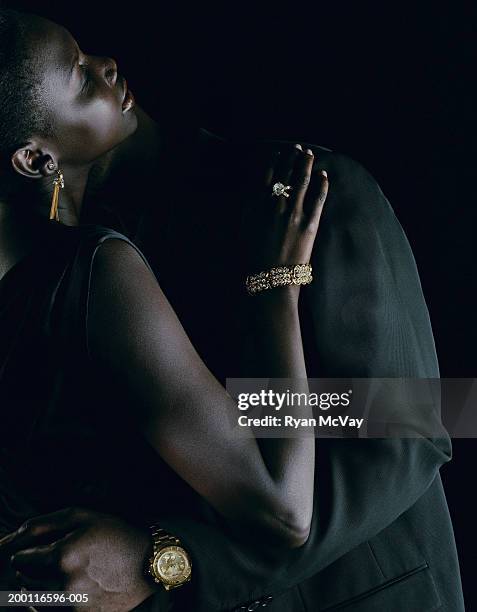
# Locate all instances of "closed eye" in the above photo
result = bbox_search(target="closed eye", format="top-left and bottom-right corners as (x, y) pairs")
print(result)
(79, 64), (92, 93)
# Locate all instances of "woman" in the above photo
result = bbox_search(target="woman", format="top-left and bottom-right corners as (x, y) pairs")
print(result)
(0, 7), (328, 601)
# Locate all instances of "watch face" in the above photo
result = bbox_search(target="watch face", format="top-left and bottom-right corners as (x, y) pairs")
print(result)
(153, 546), (191, 586)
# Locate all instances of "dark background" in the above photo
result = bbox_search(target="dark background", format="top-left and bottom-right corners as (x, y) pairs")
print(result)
(7, 0), (477, 607)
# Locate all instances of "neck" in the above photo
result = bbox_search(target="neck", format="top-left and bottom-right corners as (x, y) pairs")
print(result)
(0, 162), (92, 278)
(0, 162), (92, 226)
(54, 163), (92, 226)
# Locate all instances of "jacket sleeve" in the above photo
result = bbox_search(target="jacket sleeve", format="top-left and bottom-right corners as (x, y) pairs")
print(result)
(139, 148), (451, 612)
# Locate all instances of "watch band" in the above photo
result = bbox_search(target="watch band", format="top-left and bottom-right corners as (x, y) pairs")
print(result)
(150, 525), (181, 550)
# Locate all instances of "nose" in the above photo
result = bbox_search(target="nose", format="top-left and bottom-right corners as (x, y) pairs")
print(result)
(102, 56), (118, 87)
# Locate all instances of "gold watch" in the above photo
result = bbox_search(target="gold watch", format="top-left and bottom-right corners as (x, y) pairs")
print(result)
(147, 525), (192, 590)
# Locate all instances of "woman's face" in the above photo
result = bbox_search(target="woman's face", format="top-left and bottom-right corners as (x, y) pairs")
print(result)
(27, 16), (137, 166)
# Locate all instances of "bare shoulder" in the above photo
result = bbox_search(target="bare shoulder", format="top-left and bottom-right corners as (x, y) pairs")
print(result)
(88, 237), (162, 322)
(86, 237), (171, 365)
(91, 237), (155, 283)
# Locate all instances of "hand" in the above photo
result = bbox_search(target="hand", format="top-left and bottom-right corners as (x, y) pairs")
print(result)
(0, 508), (159, 612)
(243, 143), (329, 275)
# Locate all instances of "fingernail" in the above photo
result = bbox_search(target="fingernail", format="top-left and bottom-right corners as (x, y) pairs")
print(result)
(321, 170), (328, 178)
(294, 144), (303, 150)
(306, 148), (313, 155)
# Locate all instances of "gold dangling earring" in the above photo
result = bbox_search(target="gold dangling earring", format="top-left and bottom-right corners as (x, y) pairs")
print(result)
(49, 167), (64, 222)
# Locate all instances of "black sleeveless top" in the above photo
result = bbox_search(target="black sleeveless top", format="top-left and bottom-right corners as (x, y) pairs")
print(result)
(0, 222), (208, 546)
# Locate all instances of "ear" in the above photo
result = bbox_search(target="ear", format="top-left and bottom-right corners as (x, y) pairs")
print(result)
(11, 146), (57, 180)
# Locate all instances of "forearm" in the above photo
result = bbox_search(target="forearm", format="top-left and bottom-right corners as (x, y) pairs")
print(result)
(252, 288), (307, 378)
(88, 240), (313, 548)
(247, 287), (314, 542)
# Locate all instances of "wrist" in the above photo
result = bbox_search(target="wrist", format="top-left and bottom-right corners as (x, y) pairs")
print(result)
(246, 264), (312, 298)
(252, 285), (301, 315)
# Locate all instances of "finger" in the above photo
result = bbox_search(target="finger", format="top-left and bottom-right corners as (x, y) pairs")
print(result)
(0, 508), (89, 555)
(270, 144), (303, 214)
(263, 149), (280, 187)
(11, 542), (60, 577)
(290, 148), (315, 216)
(273, 143), (303, 184)
(11, 530), (80, 580)
(308, 170), (329, 229)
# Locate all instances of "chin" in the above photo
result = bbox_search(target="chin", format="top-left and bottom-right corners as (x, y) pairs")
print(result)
(123, 109), (139, 137)
(92, 112), (139, 161)
(110, 111), (139, 150)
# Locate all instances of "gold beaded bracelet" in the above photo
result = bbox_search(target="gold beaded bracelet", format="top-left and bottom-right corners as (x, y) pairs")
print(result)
(246, 264), (313, 295)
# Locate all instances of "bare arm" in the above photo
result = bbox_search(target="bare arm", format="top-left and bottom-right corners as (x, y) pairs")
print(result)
(87, 147), (328, 548)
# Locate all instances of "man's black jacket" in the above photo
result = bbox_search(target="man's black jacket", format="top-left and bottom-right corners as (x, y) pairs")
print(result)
(85, 120), (465, 611)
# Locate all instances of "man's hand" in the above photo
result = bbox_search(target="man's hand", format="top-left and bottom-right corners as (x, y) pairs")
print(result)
(0, 508), (159, 612)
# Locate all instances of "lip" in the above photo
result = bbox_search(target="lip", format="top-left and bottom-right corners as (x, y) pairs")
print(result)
(120, 77), (135, 113)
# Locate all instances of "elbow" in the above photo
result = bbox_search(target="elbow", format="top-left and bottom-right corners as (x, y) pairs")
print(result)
(260, 506), (312, 550)
(291, 519), (312, 547)
(275, 515), (312, 549)
(231, 485), (313, 549)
